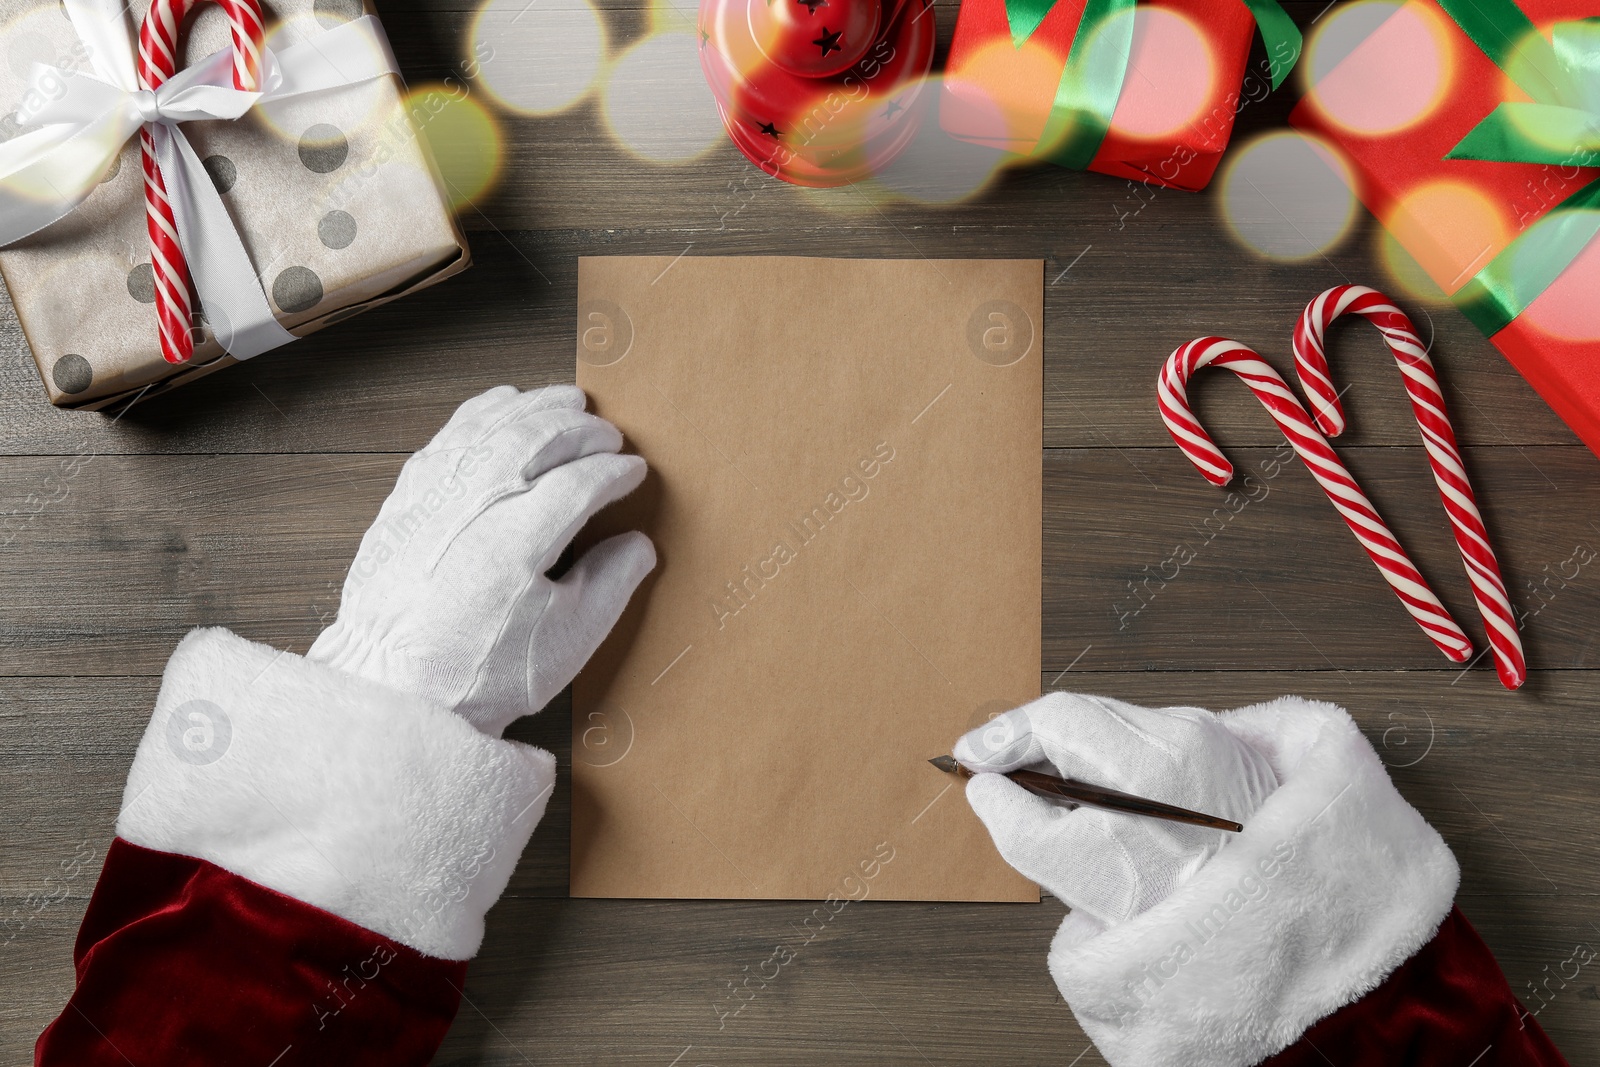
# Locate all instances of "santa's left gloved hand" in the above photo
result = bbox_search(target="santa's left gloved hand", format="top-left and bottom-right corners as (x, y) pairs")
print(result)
(111, 385), (656, 968)
(309, 383), (655, 737)
(955, 692), (1462, 1067)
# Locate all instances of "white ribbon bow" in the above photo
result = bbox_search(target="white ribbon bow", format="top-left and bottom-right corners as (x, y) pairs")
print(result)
(0, 0), (401, 359)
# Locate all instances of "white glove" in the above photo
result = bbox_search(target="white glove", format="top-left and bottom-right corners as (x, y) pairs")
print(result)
(955, 692), (1279, 927)
(308, 384), (655, 737)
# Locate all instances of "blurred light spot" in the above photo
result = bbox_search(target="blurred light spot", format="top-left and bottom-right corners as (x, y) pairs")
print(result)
(1111, 8), (1214, 141)
(1377, 226), (1448, 303)
(407, 84), (503, 209)
(256, 15), (393, 138)
(943, 37), (1085, 154)
(870, 76), (1007, 204)
(0, 6), (79, 105)
(0, 126), (121, 203)
(1220, 132), (1357, 261)
(1495, 29), (1592, 159)
(0, 4), (123, 206)
(1384, 180), (1509, 293)
(1509, 209), (1600, 342)
(7, 28), (53, 78)
(1305, 1), (1402, 85)
(264, 11), (341, 52)
(471, 0), (606, 116)
(1499, 25), (1572, 113)
(601, 30), (723, 164)
(1304, 2), (1449, 135)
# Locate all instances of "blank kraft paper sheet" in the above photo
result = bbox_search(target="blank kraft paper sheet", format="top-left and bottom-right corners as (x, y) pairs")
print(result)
(572, 255), (1042, 902)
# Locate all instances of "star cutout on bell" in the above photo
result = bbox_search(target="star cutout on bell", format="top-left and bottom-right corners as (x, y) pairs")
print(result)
(757, 120), (781, 138)
(880, 97), (903, 119)
(812, 27), (843, 56)
(797, 0), (826, 11)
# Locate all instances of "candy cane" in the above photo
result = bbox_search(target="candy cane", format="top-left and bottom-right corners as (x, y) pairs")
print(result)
(1293, 285), (1526, 689)
(1158, 336), (1475, 663)
(137, 0), (266, 363)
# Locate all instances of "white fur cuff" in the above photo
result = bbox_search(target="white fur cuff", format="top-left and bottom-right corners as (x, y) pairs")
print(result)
(117, 627), (555, 961)
(1049, 697), (1459, 1067)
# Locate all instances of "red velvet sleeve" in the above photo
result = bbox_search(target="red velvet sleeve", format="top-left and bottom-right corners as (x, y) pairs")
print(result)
(34, 843), (1570, 1066)
(35, 838), (468, 1067)
(1263, 906), (1568, 1067)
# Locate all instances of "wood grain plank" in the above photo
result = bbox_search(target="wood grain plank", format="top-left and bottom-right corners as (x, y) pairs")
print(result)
(1, 446), (1596, 674)
(9, 670), (1597, 900)
(1, 223), (1569, 455)
(1048, 444), (1600, 671)
(438, 892), (1600, 1066)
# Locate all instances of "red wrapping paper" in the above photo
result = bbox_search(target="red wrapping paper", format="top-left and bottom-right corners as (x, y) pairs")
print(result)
(941, 0), (1267, 191)
(1290, 0), (1600, 456)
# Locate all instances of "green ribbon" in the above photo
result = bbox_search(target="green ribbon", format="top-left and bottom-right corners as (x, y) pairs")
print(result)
(1455, 177), (1600, 335)
(1435, 0), (1600, 334)
(1445, 11), (1600, 165)
(1240, 0), (1303, 90)
(1001, 0), (1302, 169)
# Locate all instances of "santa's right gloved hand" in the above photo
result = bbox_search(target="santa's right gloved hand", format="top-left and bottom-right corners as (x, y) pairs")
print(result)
(956, 692), (1279, 929)
(954, 692), (1463, 1067)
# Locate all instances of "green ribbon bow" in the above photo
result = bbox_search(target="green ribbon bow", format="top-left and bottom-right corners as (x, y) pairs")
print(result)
(1002, 0), (1302, 169)
(1438, 0), (1600, 335)
(1444, 8), (1600, 166)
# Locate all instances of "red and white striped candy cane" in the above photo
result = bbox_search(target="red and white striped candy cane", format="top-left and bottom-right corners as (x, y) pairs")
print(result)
(1158, 336), (1475, 663)
(137, 0), (266, 364)
(1293, 284), (1526, 690)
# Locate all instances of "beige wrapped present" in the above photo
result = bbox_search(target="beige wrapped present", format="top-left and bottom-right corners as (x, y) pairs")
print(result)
(0, 0), (469, 408)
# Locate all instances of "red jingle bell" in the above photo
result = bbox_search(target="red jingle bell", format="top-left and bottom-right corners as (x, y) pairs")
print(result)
(748, 0), (879, 78)
(699, 0), (936, 187)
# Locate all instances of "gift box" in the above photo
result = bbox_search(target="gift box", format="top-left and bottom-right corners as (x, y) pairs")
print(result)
(940, 0), (1301, 191)
(1290, 0), (1600, 456)
(0, 0), (469, 410)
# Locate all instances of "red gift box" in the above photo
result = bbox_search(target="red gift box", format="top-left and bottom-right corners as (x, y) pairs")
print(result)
(1290, 0), (1600, 456)
(941, 0), (1294, 191)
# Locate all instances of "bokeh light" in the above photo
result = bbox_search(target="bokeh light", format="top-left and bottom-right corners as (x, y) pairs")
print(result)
(1377, 226), (1449, 304)
(600, 30), (724, 164)
(0, 4), (73, 92)
(1505, 209), (1600, 342)
(0, 4), (126, 201)
(470, 0), (607, 116)
(255, 14), (395, 140)
(1304, 1), (1402, 85)
(1498, 24), (1575, 120)
(1383, 180), (1509, 293)
(407, 84), (503, 209)
(1110, 8), (1215, 142)
(1303, 0), (1450, 136)
(1491, 27), (1596, 160)
(1219, 132), (1357, 261)
(942, 36), (1072, 154)
(867, 75), (1008, 205)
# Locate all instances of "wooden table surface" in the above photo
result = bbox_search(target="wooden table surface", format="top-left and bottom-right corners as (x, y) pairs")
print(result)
(4, 2), (1599, 1063)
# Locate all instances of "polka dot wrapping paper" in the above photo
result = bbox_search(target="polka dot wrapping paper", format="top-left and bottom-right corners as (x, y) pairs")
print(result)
(0, 0), (470, 408)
